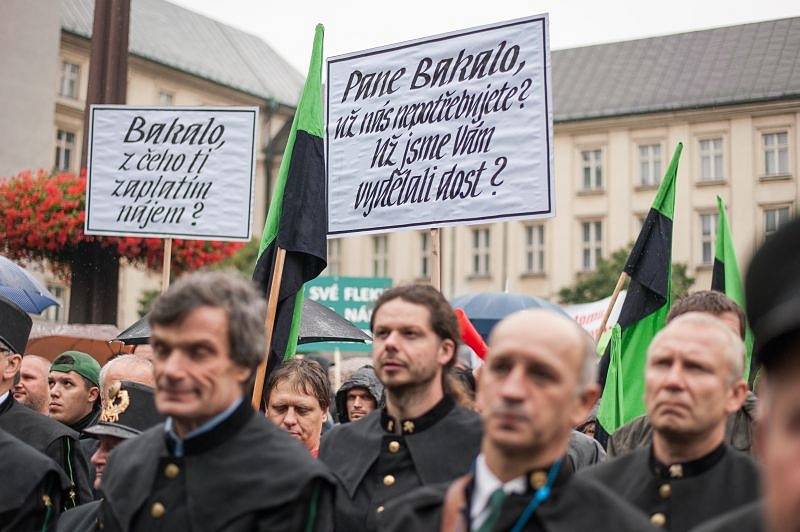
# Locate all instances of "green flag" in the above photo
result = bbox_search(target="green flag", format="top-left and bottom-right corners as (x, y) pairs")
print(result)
(598, 143), (682, 434)
(597, 324), (623, 432)
(252, 25), (327, 383)
(712, 196), (754, 381)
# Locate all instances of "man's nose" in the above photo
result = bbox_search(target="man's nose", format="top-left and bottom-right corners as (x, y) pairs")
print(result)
(161, 352), (186, 380)
(353, 397), (362, 408)
(662, 362), (686, 390)
(499, 365), (527, 400)
(283, 407), (298, 426)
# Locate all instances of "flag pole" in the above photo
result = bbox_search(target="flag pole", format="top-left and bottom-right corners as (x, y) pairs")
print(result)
(597, 272), (628, 340)
(161, 238), (172, 293)
(251, 246), (287, 409)
(430, 228), (442, 291)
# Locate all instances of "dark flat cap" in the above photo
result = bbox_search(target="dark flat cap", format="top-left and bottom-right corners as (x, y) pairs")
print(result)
(84, 380), (164, 440)
(0, 295), (32, 354)
(745, 216), (800, 369)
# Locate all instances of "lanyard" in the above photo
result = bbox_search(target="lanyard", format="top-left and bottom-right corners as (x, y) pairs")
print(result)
(509, 458), (562, 532)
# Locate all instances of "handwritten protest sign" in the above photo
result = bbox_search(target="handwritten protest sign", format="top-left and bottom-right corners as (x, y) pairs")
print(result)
(326, 15), (553, 236)
(85, 106), (257, 241)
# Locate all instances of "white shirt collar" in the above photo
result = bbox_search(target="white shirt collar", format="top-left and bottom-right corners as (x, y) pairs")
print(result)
(0, 391), (8, 406)
(470, 453), (527, 526)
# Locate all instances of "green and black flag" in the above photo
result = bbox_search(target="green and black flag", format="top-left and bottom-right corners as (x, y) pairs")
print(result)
(598, 143), (682, 434)
(252, 25), (327, 382)
(711, 195), (754, 381)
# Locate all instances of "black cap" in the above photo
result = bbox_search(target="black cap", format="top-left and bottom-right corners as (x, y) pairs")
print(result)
(0, 295), (32, 354)
(745, 216), (800, 369)
(84, 381), (164, 439)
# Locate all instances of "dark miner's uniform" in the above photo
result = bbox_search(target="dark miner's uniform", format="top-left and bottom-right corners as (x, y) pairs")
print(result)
(0, 296), (93, 508)
(96, 398), (334, 531)
(319, 395), (482, 531)
(0, 429), (68, 532)
(581, 444), (760, 530)
(379, 457), (657, 532)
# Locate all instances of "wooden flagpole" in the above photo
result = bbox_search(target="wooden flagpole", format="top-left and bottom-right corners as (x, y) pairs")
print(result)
(596, 271), (628, 340)
(251, 247), (287, 409)
(161, 238), (172, 293)
(430, 228), (442, 291)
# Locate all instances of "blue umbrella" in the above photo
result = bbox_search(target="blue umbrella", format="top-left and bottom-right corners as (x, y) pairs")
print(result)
(0, 256), (60, 314)
(451, 292), (570, 341)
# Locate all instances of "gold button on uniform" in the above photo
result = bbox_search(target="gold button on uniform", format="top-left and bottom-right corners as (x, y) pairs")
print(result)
(383, 475), (396, 486)
(529, 471), (548, 489)
(659, 484), (672, 499)
(164, 463), (180, 479)
(150, 502), (166, 518)
(377, 506), (385, 513)
(388, 441), (400, 453)
(650, 513), (666, 527)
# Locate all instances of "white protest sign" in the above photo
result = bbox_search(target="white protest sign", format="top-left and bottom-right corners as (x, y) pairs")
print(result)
(326, 14), (553, 236)
(85, 106), (258, 241)
(564, 291), (627, 339)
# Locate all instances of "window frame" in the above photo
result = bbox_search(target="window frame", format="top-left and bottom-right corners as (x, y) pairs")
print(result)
(522, 223), (545, 275)
(580, 219), (603, 272)
(698, 211), (719, 267)
(59, 61), (80, 100)
(372, 235), (388, 277)
(637, 143), (663, 187)
(55, 129), (77, 172)
(762, 131), (790, 177)
(698, 137), (725, 182)
(579, 148), (604, 192)
(470, 227), (491, 277)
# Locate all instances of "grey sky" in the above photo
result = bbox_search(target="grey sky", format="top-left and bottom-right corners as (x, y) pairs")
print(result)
(170, 0), (799, 75)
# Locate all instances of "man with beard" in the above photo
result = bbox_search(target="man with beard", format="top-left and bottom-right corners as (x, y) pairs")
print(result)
(56, 381), (164, 531)
(13, 354), (52, 414)
(692, 216), (800, 532)
(319, 285), (482, 531)
(334, 365), (383, 423)
(96, 271), (334, 531)
(0, 296), (93, 508)
(583, 313), (759, 530)
(380, 310), (655, 532)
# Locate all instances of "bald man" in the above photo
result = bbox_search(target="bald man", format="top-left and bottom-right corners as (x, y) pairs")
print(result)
(13, 355), (51, 414)
(583, 313), (760, 530)
(381, 310), (655, 532)
(98, 355), (155, 397)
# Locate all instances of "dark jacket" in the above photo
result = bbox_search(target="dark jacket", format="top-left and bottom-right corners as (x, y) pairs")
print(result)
(97, 399), (335, 532)
(380, 460), (657, 532)
(690, 501), (763, 532)
(319, 396), (482, 531)
(334, 365), (384, 423)
(607, 391), (759, 457)
(581, 444), (760, 531)
(56, 500), (101, 532)
(0, 393), (93, 507)
(0, 429), (69, 532)
(567, 429), (606, 471)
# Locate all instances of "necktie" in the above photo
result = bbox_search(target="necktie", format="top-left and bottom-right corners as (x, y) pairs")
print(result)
(477, 487), (507, 532)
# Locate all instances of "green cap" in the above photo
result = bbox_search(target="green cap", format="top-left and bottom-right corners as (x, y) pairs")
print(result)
(51, 351), (101, 387)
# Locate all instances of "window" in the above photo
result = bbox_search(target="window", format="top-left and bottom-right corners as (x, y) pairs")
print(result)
(419, 232), (430, 278)
(325, 239), (340, 276)
(59, 61), (80, 99)
(581, 221), (603, 271)
(763, 132), (789, 176)
(158, 91), (174, 106)
(471, 228), (491, 276)
(523, 224), (545, 274)
(699, 213), (718, 265)
(372, 235), (388, 277)
(638, 144), (662, 186)
(55, 129), (76, 171)
(764, 206), (791, 239)
(43, 285), (65, 323)
(699, 138), (724, 181)
(580, 149), (603, 190)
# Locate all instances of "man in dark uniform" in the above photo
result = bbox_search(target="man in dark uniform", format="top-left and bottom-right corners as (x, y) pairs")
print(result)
(0, 428), (68, 531)
(380, 309), (656, 532)
(319, 285), (482, 531)
(96, 271), (334, 531)
(56, 380), (164, 531)
(692, 216), (800, 532)
(608, 291), (758, 457)
(0, 295), (93, 508)
(583, 312), (759, 530)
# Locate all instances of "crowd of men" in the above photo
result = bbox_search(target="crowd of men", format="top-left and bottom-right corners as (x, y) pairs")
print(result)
(1, 216), (799, 531)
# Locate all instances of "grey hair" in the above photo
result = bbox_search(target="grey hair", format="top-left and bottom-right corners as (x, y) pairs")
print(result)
(648, 312), (744, 381)
(99, 355), (154, 390)
(149, 271), (267, 372)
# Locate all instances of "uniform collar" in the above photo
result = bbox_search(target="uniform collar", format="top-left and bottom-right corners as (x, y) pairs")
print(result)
(649, 442), (727, 479)
(381, 394), (455, 435)
(470, 454), (528, 522)
(164, 397), (250, 457)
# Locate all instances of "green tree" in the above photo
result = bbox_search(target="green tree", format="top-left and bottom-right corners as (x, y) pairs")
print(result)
(213, 238), (260, 277)
(558, 245), (694, 304)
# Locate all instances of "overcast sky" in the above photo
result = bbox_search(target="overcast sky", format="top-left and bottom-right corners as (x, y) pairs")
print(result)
(170, 0), (799, 74)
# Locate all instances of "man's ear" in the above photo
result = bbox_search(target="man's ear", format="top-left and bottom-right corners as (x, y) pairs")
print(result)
(88, 386), (100, 403)
(437, 339), (456, 367)
(569, 384), (600, 428)
(2, 353), (21, 381)
(725, 378), (748, 415)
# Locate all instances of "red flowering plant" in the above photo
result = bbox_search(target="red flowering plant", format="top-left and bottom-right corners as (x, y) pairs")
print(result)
(0, 170), (243, 276)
